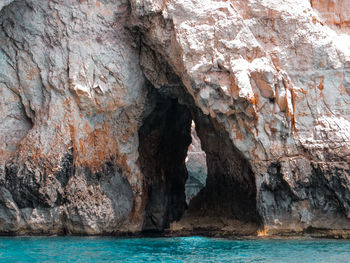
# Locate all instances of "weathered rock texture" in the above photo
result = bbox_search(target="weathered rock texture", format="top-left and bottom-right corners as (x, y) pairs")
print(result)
(1, 0), (350, 237)
(0, 0), (147, 234)
(312, 0), (350, 33)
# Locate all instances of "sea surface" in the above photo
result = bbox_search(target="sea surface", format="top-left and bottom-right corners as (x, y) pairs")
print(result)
(0, 236), (350, 262)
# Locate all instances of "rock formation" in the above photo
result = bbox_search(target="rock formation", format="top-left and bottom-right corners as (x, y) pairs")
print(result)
(185, 122), (207, 205)
(0, 0), (350, 237)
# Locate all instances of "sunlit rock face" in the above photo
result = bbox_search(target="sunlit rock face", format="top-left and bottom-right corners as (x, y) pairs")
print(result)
(130, 0), (350, 235)
(0, 0), (13, 10)
(311, 0), (350, 33)
(0, 0), (350, 237)
(185, 122), (207, 205)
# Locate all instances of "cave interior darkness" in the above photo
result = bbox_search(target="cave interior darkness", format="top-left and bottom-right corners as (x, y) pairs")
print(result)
(138, 82), (262, 234)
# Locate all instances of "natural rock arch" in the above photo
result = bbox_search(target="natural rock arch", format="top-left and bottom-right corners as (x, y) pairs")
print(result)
(138, 81), (262, 234)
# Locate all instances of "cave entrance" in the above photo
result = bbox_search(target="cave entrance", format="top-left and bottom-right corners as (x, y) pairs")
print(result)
(179, 108), (262, 235)
(138, 86), (262, 235)
(138, 91), (192, 232)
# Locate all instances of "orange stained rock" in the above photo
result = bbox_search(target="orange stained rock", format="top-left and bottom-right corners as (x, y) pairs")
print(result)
(22, 64), (40, 81)
(289, 91), (296, 129)
(244, 120), (256, 137)
(311, 0), (350, 33)
(233, 126), (244, 141)
(277, 93), (288, 112)
(251, 93), (258, 106)
(318, 76), (325, 91)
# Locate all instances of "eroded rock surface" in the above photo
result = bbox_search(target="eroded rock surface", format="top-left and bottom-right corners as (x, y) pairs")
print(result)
(1, 0), (350, 237)
(130, 0), (350, 236)
(0, 0), (148, 234)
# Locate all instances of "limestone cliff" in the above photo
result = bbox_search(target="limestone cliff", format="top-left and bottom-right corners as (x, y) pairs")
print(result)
(0, 0), (350, 237)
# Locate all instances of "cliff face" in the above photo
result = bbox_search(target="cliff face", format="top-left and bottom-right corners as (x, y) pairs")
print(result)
(0, 0), (350, 237)
(0, 0), (147, 234)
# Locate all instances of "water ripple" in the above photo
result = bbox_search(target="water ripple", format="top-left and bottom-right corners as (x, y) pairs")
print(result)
(0, 236), (350, 262)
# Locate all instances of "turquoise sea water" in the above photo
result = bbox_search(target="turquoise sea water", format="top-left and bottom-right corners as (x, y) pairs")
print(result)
(0, 236), (350, 262)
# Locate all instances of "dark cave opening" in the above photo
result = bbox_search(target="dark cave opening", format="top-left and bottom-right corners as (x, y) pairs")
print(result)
(138, 83), (262, 234)
(138, 90), (192, 232)
(185, 108), (262, 227)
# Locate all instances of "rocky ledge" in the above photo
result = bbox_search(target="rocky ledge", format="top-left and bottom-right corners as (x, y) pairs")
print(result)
(0, 0), (350, 238)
